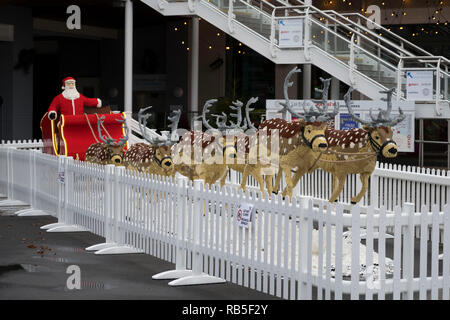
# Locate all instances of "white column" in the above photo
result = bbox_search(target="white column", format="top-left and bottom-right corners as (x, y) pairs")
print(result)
(331, 77), (340, 99)
(303, 0), (312, 99)
(303, 64), (311, 99)
(124, 0), (133, 114)
(190, 17), (199, 122)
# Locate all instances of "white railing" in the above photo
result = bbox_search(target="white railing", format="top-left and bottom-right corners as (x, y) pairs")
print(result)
(1, 146), (449, 300)
(228, 162), (450, 214)
(1, 139), (43, 150)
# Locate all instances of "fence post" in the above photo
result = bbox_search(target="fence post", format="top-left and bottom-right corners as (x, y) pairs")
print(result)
(152, 175), (198, 280)
(0, 148), (27, 206)
(370, 164), (379, 207)
(95, 166), (143, 254)
(40, 155), (67, 230)
(85, 164), (117, 251)
(167, 179), (226, 286)
(16, 150), (49, 216)
(402, 202), (415, 300)
(46, 156), (89, 232)
(298, 196), (309, 299)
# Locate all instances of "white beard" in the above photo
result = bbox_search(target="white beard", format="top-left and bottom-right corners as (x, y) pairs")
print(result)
(62, 88), (80, 100)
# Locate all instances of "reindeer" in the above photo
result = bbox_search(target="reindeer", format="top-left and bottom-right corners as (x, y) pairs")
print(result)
(262, 67), (336, 200)
(124, 107), (180, 177)
(172, 99), (239, 186)
(85, 115), (129, 165)
(289, 87), (405, 203)
(208, 97), (277, 197)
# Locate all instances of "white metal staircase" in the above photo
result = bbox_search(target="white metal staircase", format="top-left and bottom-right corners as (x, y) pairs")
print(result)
(141, 0), (449, 114)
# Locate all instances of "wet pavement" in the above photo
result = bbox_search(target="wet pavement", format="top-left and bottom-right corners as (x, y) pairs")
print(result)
(0, 201), (277, 300)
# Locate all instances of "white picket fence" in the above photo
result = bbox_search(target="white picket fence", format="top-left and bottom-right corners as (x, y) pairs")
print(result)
(229, 163), (450, 213)
(0, 146), (450, 300)
(1, 139), (44, 151)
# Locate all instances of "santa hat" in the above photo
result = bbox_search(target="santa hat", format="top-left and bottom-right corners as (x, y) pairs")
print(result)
(61, 77), (76, 90)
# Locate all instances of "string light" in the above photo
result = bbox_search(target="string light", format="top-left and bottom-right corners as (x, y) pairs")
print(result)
(208, 45), (212, 49)
(186, 47), (190, 51)
(184, 21), (187, 25)
(226, 46), (230, 50)
(217, 33), (220, 36)
(181, 41), (185, 45)
(399, 26), (404, 30)
(174, 27), (178, 31)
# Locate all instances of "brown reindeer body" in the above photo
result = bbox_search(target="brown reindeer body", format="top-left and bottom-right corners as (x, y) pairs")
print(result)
(173, 130), (237, 186)
(85, 143), (126, 165)
(84, 115), (129, 166)
(287, 86), (404, 204)
(259, 118), (328, 199)
(124, 143), (174, 177)
(220, 132), (276, 197)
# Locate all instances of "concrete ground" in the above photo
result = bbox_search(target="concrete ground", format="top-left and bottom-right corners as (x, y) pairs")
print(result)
(0, 202), (277, 300)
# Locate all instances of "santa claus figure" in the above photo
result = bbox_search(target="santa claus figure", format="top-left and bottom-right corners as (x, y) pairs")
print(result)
(47, 77), (102, 120)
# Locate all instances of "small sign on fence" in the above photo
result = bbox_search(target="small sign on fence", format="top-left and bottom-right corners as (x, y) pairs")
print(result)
(236, 203), (254, 229)
(58, 171), (65, 184)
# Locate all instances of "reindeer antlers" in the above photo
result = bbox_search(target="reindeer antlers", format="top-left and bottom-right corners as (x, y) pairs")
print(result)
(167, 109), (181, 144)
(314, 77), (339, 122)
(344, 87), (406, 127)
(201, 99), (219, 131)
(97, 115), (128, 147)
(279, 67), (304, 119)
(244, 97), (258, 131)
(138, 106), (168, 146)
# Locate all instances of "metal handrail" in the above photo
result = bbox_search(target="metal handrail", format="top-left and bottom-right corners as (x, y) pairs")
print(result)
(268, 0), (449, 68)
(280, 0), (449, 64)
(339, 12), (450, 64)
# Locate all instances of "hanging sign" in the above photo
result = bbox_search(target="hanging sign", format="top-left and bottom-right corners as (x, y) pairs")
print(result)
(236, 203), (254, 229)
(58, 170), (65, 184)
(406, 70), (434, 101)
(278, 18), (303, 48)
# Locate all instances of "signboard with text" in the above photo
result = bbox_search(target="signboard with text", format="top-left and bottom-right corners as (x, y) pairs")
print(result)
(278, 19), (303, 48)
(406, 70), (433, 101)
(236, 203), (254, 229)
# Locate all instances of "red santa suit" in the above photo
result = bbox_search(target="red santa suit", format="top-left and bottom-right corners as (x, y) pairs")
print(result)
(48, 92), (101, 116)
(47, 77), (102, 120)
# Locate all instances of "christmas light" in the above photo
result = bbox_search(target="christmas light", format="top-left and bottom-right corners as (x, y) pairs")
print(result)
(217, 33), (220, 36)
(208, 45), (212, 49)
(181, 41), (185, 44)
(174, 27), (178, 31)
(187, 47), (190, 51)
(226, 46), (230, 50)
